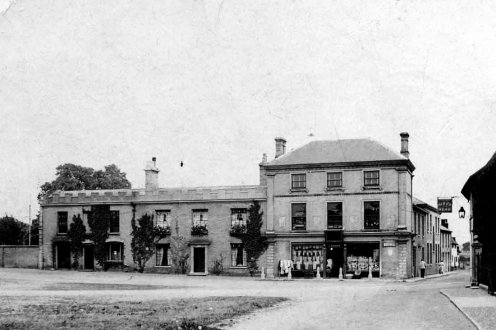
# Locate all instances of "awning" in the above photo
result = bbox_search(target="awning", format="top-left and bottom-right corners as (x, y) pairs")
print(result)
(105, 237), (125, 243)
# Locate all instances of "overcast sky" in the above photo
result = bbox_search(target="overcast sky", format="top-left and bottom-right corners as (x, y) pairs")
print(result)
(2, 0), (495, 244)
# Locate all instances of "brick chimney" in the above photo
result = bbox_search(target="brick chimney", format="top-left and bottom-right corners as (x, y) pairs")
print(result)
(400, 132), (409, 158)
(275, 137), (286, 158)
(144, 157), (159, 192)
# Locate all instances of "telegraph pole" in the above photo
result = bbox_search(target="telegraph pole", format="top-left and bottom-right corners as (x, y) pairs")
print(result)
(28, 204), (31, 246)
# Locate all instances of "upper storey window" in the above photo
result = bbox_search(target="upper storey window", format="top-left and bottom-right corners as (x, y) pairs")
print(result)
(109, 211), (120, 234)
(156, 210), (171, 229)
(364, 201), (380, 230)
(291, 174), (306, 189)
(327, 172), (342, 188)
(291, 203), (306, 231)
(364, 170), (380, 187)
(57, 212), (68, 234)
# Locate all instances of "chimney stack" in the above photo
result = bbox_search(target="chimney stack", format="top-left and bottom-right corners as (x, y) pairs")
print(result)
(400, 132), (409, 158)
(144, 157), (159, 192)
(275, 137), (286, 158)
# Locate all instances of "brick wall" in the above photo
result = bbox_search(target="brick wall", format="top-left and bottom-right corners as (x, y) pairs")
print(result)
(1, 246), (39, 268)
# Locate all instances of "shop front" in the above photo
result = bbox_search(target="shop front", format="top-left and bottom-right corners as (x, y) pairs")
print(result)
(345, 242), (380, 278)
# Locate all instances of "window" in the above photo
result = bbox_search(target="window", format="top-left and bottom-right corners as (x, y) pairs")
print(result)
(109, 211), (119, 234)
(231, 243), (247, 267)
(156, 244), (171, 266)
(364, 170), (380, 187)
(327, 172), (342, 188)
(291, 243), (324, 271)
(108, 243), (122, 261)
(327, 202), (343, 228)
(364, 201), (380, 230)
(156, 210), (170, 229)
(57, 212), (68, 234)
(192, 209), (208, 227)
(291, 174), (306, 189)
(291, 203), (306, 230)
(231, 208), (247, 227)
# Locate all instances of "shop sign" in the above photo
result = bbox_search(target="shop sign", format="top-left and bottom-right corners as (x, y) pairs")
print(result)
(383, 240), (395, 247)
(437, 198), (453, 213)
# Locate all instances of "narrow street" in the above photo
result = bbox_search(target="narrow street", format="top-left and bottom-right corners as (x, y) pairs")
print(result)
(230, 271), (475, 330)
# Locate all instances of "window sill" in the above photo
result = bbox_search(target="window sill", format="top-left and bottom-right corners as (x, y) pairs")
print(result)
(109, 232), (120, 235)
(291, 229), (308, 233)
(362, 186), (382, 191)
(57, 233), (68, 236)
(325, 187), (344, 192)
(289, 188), (308, 193)
(363, 228), (381, 231)
(154, 265), (171, 268)
(230, 266), (248, 269)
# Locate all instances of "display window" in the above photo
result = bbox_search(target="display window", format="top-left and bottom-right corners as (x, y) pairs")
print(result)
(346, 243), (380, 275)
(291, 243), (325, 271)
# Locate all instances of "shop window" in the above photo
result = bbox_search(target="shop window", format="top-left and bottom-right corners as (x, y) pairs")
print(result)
(108, 243), (122, 261)
(291, 243), (324, 271)
(109, 211), (119, 234)
(327, 202), (343, 229)
(291, 203), (306, 230)
(364, 170), (380, 187)
(156, 210), (170, 229)
(231, 208), (247, 227)
(57, 212), (68, 234)
(364, 201), (380, 230)
(346, 243), (380, 275)
(327, 172), (342, 188)
(156, 244), (171, 266)
(231, 243), (247, 267)
(291, 174), (306, 189)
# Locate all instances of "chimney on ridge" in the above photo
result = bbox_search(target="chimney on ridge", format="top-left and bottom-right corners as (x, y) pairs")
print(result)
(400, 132), (409, 158)
(145, 157), (159, 192)
(275, 137), (286, 158)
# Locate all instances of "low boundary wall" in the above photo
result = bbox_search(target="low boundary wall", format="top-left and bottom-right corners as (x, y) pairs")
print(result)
(0, 245), (39, 268)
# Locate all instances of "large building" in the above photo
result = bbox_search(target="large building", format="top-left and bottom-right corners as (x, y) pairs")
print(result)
(40, 133), (417, 279)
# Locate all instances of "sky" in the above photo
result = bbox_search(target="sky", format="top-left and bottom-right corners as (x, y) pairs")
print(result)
(2, 0), (496, 244)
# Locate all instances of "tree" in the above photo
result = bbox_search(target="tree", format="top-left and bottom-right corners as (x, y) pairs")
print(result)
(39, 163), (131, 199)
(241, 201), (268, 276)
(130, 213), (169, 273)
(462, 241), (471, 252)
(169, 218), (190, 274)
(67, 214), (86, 269)
(29, 215), (39, 245)
(0, 216), (28, 245)
(87, 205), (110, 268)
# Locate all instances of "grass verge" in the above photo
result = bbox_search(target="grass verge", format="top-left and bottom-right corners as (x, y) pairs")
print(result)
(0, 296), (288, 330)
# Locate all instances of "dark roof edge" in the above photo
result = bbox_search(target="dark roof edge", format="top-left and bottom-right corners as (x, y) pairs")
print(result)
(462, 151), (496, 199)
(262, 159), (415, 172)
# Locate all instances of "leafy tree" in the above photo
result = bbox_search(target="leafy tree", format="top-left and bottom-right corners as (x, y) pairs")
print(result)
(68, 214), (86, 269)
(0, 216), (28, 245)
(87, 205), (110, 268)
(241, 201), (267, 276)
(130, 213), (170, 273)
(39, 163), (131, 199)
(28, 215), (39, 245)
(462, 241), (471, 252)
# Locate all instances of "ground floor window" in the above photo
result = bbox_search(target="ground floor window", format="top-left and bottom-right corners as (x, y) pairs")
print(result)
(346, 243), (380, 275)
(291, 243), (324, 271)
(156, 244), (171, 266)
(108, 243), (123, 261)
(231, 243), (247, 267)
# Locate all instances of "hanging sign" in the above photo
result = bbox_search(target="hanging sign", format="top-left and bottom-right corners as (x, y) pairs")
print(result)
(437, 198), (453, 213)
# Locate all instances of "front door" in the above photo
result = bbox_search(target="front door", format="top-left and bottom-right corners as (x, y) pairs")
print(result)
(84, 245), (94, 270)
(57, 243), (71, 269)
(193, 247), (205, 273)
(327, 246), (343, 277)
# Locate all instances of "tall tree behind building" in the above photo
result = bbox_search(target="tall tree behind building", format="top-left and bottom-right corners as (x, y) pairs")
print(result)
(39, 163), (131, 199)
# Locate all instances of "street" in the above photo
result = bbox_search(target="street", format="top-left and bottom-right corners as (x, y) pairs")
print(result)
(0, 268), (475, 329)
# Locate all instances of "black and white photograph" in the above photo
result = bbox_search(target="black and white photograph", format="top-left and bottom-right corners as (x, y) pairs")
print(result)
(1, 0), (496, 329)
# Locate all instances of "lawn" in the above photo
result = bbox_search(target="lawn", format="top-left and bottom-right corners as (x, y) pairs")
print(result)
(0, 296), (288, 330)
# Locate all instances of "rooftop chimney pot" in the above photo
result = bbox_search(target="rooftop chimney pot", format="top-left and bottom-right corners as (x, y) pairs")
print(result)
(275, 137), (287, 158)
(400, 132), (410, 158)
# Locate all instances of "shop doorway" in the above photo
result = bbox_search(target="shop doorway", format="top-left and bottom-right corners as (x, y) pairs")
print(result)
(55, 242), (71, 269)
(193, 247), (206, 273)
(326, 246), (344, 277)
(84, 245), (94, 270)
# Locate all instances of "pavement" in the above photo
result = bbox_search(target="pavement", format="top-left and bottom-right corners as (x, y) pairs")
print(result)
(441, 285), (496, 330)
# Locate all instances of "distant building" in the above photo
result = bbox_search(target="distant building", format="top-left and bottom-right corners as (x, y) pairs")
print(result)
(412, 198), (443, 276)
(462, 151), (496, 293)
(451, 237), (459, 270)
(40, 133), (418, 279)
(440, 220), (452, 273)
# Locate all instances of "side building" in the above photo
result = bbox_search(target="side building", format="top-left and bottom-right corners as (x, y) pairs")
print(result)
(39, 160), (266, 276)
